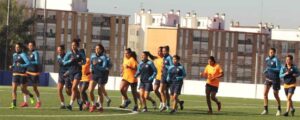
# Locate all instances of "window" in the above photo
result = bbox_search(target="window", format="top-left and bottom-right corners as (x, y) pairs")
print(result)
(173, 20), (177, 25)
(197, 21), (201, 27)
(152, 18), (155, 23)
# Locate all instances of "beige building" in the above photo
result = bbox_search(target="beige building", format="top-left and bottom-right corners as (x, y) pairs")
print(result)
(24, 8), (129, 76)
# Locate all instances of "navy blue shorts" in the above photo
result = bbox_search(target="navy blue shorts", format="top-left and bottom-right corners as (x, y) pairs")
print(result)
(285, 87), (296, 95)
(139, 82), (153, 92)
(58, 72), (72, 88)
(27, 75), (39, 84)
(79, 81), (90, 88)
(69, 72), (82, 81)
(170, 82), (183, 95)
(206, 84), (219, 93)
(12, 75), (27, 85)
(264, 79), (281, 91)
(92, 74), (107, 85)
(154, 80), (161, 85)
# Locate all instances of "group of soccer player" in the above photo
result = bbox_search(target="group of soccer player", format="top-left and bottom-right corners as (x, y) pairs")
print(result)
(8, 39), (298, 116)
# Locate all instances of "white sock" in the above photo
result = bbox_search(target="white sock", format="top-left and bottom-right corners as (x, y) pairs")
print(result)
(97, 97), (100, 103)
(60, 102), (65, 106)
(98, 102), (102, 108)
(77, 99), (82, 104)
(70, 100), (74, 106)
(36, 97), (40, 102)
(122, 99), (125, 105)
(23, 95), (28, 103)
(162, 103), (166, 107)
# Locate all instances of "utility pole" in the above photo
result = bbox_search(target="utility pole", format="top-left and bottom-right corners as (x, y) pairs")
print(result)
(42, 0), (47, 71)
(4, 0), (11, 71)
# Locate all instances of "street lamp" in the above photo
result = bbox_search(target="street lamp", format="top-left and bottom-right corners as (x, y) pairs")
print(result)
(4, 0), (11, 71)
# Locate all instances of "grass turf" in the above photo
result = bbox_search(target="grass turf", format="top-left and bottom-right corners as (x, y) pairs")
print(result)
(0, 86), (299, 120)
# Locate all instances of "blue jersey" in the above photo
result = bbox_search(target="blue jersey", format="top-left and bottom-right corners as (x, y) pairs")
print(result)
(162, 54), (174, 79)
(12, 52), (31, 73)
(280, 64), (299, 84)
(90, 53), (107, 73)
(135, 60), (157, 83)
(63, 50), (86, 74)
(264, 56), (281, 80)
(106, 55), (113, 71)
(57, 53), (69, 74)
(26, 50), (40, 72)
(167, 63), (186, 83)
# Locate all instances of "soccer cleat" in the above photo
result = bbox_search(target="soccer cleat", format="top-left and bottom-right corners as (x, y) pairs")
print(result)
(159, 106), (167, 112)
(20, 102), (29, 107)
(9, 103), (16, 109)
(98, 107), (104, 112)
(124, 100), (131, 108)
(170, 109), (176, 114)
(66, 105), (72, 111)
(276, 110), (281, 116)
(291, 109), (295, 116)
(60, 105), (66, 109)
(35, 102), (41, 109)
(30, 97), (35, 104)
(132, 105), (138, 112)
(283, 112), (289, 117)
(152, 101), (157, 110)
(89, 105), (96, 112)
(106, 99), (111, 107)
(84, 102), (90, 110)
(217, 102), (221, 111)
(261, 110), (268, 115)
(179, 101), (184, 110)
(142, 108), (148, 112)
(78, 102), (83, 111)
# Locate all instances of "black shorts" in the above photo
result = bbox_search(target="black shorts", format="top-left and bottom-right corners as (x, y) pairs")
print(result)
(69, 72), (82, 81)
(79, 81), (90, 88)
(154, 80), (161, 85)
(12, 75), (27, 85)
(122, 80), (138, 88)
(93, 74), (107, 85)
(27, 75), (39, 84)
(58, 73), (72, 89)
(264, 80), (281, 91)
(139, 82), (153, 92)
(284, 87), (296, 95)
(170, 82), (183, 95)
(104, 71), (109, 82)
(206, 84), (219, 93)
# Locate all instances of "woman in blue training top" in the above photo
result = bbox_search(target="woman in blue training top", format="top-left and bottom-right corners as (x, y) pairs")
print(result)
(167, 55), (186, 114)
(279, 55), (299, 117)
(135, 51), (157, 112)
(89, 44), (107, 112)
(9, 43), (32, 109)
(63, 40), (86, 111)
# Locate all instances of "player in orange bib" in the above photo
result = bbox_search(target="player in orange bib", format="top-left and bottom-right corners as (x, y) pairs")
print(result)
(80, 57), (91, 110)
(200, 56), (223, 115)
(119, 48), (140, 112)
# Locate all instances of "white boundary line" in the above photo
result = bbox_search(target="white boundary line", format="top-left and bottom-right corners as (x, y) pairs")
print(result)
(0, 107), (138, 117)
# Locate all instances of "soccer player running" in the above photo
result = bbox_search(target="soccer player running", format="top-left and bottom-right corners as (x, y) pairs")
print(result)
(167, 55), (186, 114)
(200, 56), (223, 115)
(96, 53), (112, 108)
(10, 43), (32, 109)
(119, 48), (140, 112)
(154, 47), (163, 109)
(56, 45), (72, 109)
(135, 51), (157, 112)
(160, 46), (184, 111)
(63, 40), (86, 111)
(279, 55), (299, 117)
(89, 44), (108, 112)
(24, 41), (41, 108)
(261, 48), (282, 116)
(80, 57), (91, 110)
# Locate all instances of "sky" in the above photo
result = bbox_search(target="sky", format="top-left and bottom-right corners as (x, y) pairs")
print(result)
(88, 0), (299, 29)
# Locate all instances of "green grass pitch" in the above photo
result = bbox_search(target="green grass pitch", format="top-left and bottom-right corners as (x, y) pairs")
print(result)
(0, 86), (299, 120)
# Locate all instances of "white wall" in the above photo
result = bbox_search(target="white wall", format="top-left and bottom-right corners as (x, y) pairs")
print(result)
(272, 29), (300, 41)
(48, 73), (300, 101)
(35, 0), (87, 12)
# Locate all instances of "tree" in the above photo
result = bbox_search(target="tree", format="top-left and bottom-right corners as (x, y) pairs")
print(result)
(0, 0), (35, 70)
